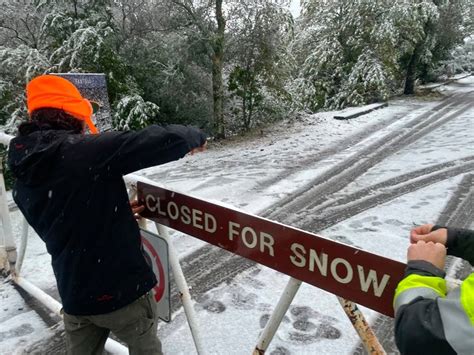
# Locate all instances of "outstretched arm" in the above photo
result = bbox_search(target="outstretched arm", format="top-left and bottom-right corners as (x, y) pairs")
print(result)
(61, 124), (207, 178)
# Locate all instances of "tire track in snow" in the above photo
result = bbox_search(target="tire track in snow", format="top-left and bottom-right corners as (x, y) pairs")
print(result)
(171, 93), (473, 318)
(255, 93), (463, 191)
(299, 157), (474, 232)
(170, 157), (474, 315)
(263, 92), (473, 223)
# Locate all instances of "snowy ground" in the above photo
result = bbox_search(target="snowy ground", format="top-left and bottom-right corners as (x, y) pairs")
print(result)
(0, 76), (473, 354)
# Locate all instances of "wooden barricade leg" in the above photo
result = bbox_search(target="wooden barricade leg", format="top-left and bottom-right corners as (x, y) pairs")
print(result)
(337, 297), (386, 354)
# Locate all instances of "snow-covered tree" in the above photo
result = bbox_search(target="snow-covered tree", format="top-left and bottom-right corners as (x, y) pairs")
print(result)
(161, 0), (227, 138)
(293, 0), (469, 109)
(437, 35), (474, 76)
(330, 49), (390, 108)
(0, 45), (50, 130)
(293, 0), (394, 110)
(113, 94), (160, 131)
(0, 0), (161, 131)
(226, 0), (294, 130)
(387, 0), (439, 94)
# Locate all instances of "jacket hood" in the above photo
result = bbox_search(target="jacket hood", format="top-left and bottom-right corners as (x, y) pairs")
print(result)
(8, 130), (66, 185)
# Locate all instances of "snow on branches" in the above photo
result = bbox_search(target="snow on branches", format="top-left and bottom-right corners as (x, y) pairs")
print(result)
(113, 95), (160, 131)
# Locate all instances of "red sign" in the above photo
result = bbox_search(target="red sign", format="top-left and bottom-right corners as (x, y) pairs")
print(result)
(138, 182), (406, 317)
(141, 235), (166, 302)
(140, 228), (170, 322)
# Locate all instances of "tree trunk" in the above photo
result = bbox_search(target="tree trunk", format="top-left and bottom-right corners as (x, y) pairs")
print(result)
(242, 93), (248, 130)
(248, 95), (253, 130)
(212, 0), (226, 139)
(404, 46), (419, 95)
(404, 50), (418, 95)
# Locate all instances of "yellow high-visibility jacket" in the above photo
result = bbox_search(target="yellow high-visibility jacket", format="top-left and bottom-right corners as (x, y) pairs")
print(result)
(394, 227), (474, 355)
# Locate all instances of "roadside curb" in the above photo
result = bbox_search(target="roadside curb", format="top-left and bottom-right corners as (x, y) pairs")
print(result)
(333, 73), (472, 121)
(334, 102), (388, 120)
(419, 73), (473, 91)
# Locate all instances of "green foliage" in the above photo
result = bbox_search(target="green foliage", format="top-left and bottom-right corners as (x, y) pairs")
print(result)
(295, 0), (469, 110)
(437, 35), (474, 76)
(0, 0), (470, 141)
(0, 146), (15, 190)
(113, 94), (160, 130)
(226, 0), (294, 131)
(228, 66), (263, 130)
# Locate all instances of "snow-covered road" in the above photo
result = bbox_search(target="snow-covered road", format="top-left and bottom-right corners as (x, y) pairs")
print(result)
(1, 77), (473, 354)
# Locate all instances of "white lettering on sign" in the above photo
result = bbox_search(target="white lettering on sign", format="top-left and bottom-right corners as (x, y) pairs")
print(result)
(289, 243), (390, 297)
(290, 243), (305, 267)
(330, 258), (353, 284)
(145, 193), (391, 299)
(181, 205), (191, 224)
(167, 201), (179, 220)
(309, 248), (328, 276)
(145, 195), (217, 233)
(192, 209), (203, 229)
(146, 194), (166, 216)
(228, 222), (275, 256)
(357, 265), (390, 297)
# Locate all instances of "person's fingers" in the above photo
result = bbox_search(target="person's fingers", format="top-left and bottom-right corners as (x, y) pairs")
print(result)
(130, 199), (141, 207)
(410, 231), (425, 243)
(132, 205), (145, 214)
(410, 224), (434, 243)
(434, 242), (447, 252)
(411, 224), (433, 235)
(189, 142), (207, 156)
(132, 206), (145, 220)
(407, 240), (447, 268)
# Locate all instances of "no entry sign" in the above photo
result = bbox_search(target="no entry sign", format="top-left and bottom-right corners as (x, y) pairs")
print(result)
(138, 182), (406, 317)
(140, 228), (170, 322)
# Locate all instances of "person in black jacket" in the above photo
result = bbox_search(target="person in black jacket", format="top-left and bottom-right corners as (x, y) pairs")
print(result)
(8, 74), (207, 355)
(394, 224), (474, 355)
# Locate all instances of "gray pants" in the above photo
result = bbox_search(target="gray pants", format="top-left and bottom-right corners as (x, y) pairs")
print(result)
(63, 292), (163, 355)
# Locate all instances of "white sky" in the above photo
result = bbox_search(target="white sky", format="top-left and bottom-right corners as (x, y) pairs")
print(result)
(289, 0), (301, 17)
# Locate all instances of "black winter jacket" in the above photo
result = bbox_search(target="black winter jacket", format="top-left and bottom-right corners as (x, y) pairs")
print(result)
(8, 125), (206, 315)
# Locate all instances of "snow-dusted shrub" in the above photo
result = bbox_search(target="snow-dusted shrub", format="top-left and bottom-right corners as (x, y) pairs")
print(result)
(330, 49), (390, 109)
(436, 36), (474, 76)
(0, 45), (50, 82)
(49, 20), (115, 73)
(113, 95), (160, 131)
(0, 46), (50, 130)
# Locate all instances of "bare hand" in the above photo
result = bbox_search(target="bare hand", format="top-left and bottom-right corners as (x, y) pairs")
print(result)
(410, 224), (447, 245)
(130, 200), (145, 220)
(189, 141), (207, 155)
(407, 240), (446, 270)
